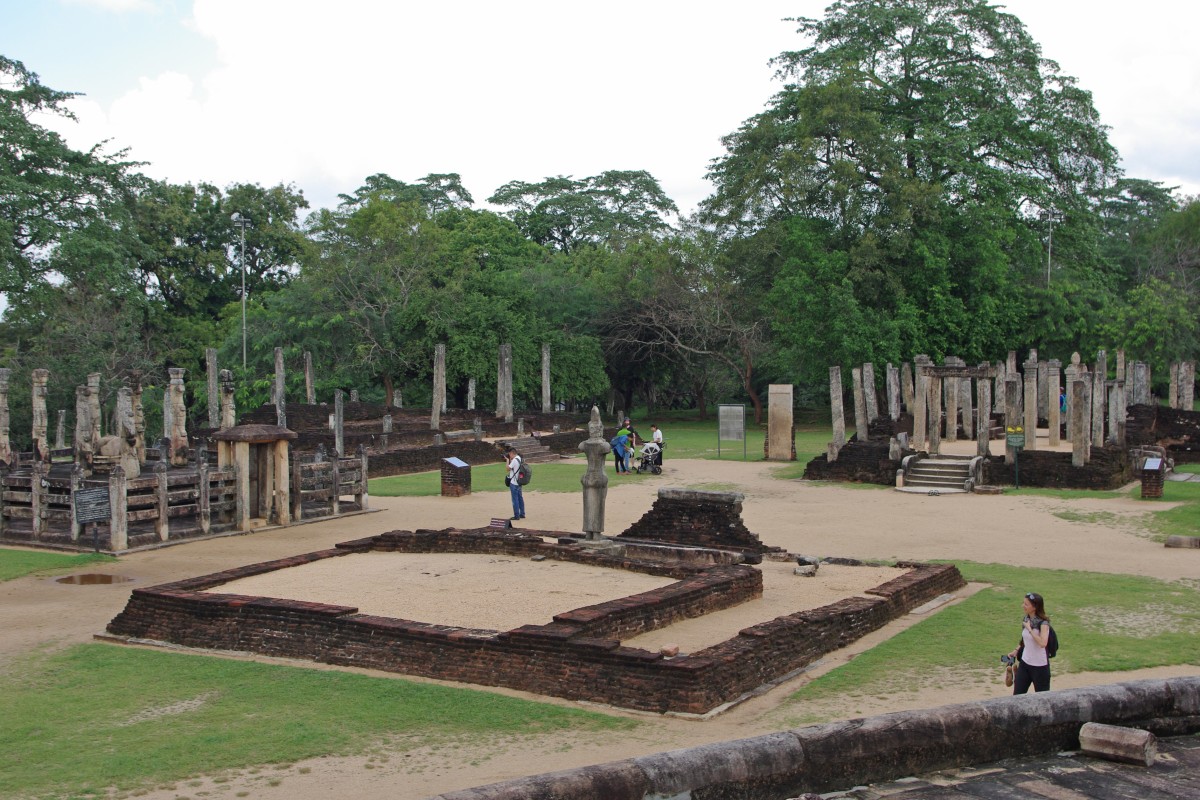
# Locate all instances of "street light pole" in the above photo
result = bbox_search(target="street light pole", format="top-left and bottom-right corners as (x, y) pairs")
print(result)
(231, 213), (250, 368)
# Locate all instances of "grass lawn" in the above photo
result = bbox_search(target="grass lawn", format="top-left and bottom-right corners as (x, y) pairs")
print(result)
(0, 644), (635, 799)
(0, 548), (116, 582)
(774, 562), (1200, 726)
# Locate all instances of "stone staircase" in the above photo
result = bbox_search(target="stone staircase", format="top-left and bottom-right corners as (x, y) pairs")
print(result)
(898, 456), (973, 494)
(499, 436), (559, 464)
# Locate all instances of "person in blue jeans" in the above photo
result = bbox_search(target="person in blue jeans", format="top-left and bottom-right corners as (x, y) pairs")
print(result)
(505, 447), (525, 521)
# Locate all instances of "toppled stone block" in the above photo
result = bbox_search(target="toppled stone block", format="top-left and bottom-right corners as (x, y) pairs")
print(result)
(660, 644), (680, 658)
(1079, 722), (1157, 766)
(794, 565), (818, 577)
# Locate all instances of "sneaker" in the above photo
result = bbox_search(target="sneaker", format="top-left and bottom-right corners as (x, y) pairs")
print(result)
(510, 516), (520, 521)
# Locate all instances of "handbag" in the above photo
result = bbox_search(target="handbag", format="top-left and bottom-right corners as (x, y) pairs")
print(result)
(1004, 664), (1015, 687)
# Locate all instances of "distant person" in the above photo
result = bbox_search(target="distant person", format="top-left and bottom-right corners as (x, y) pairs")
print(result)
(619, 419), (636, 471)
(1059, 387), (1067, 415)
(1005, 592), (1053, 694)
(611, 425), (631, 474)
(649, 423), (664, 466)
(504, 446), (525, 521)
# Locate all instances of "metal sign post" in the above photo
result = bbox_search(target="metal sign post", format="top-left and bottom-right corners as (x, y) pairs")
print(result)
(74, 486), (112, 553)
(1005, 425), (1026, 489)
(717, 404), (746, 460)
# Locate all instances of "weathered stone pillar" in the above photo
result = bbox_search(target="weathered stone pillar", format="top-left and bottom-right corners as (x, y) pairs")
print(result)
(1071, 379), (1087, 467)
(473, 417), (483, 442)
(913, 368), (928, 452)
(944, 368), (960, 442)
(1107, 381), (1122, 446)
(130, 371), (145, 464)
(87, 373), (101, 444)
(496, 343), (513, 423)
(334, 389), (345, 458)
(32, 369), (50, 461)
(350, 389), (359, 402)
(862, 362), (879, 424)
(206, 348), (220, 429)
(431, 343), (446, 431)
(927, 375), (942, 455)
(1006, 350), (1018, 374)
(273, 347), (287, 428)
(108, 465), (128, 551)
(1064, 353), (1080, 441)
(219, 369), (236, 430)
(74, 386), (93, 469)
(767, 384), (794, 461)
(976, 376), (991, 457)
(467, 377), (476, 411)
(1047, 359), (1062, 447)
(393, 389), (403, 409)
(1092, 350), (1107, 446)
(829, 366), (845, 461)
(995, 360), (1007, 416)
(55, 410), (66, 450)
(542, 342), (552, 412)
(900, 362), (914, 413)
(114, 386), (140, 478)
(1169, 361), (1180, 409)
(1080, 367), (1093, 454)
(381, 414), (392, 449)
(851, 367), (868, 442)
(0, 368), (10, 465)
(304, 351), (315, 404)
(1183, 361), (1196, 411)
(959, 368), (973, 444)
(1037, 359), (1049, 421)
(1022, 359), (1038, 451)
(168, 368), (188, 466)
(579, 406), (611, 540)
(1004, 376), (1022, 466)
(1113, 380), (1127, 446)
(885, 363), (900, 421)
(1132, 362), (1149, 406)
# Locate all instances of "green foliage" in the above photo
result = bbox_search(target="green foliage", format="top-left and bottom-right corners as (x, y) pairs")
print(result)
(0, 644), (632, 798)
(0, 548), (115, 582)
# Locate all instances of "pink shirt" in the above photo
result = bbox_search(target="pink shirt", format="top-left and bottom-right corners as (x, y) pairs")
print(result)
(1021, 622), (1049, 667)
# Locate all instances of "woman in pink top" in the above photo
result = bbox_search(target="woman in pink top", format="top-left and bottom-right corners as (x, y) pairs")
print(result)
(1006, 592), (1052, 694)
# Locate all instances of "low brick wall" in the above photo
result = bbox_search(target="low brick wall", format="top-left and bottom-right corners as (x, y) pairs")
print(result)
(981, 446), (1132, 490)
(104, 528), (963, 714)
(366, 441), (505, 478)
(618, 489), (779, 556)
(430, 677), (1200, 799)
(804, 439), (912, 485)
(1128, 403), (1200, 463)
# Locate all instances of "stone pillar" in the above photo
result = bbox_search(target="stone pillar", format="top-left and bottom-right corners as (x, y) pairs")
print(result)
(1080, 367), (1093, 454)
(497, 343), (513, 423)
(334, 389), (345, 458)
(1006, 350), (1018, 374)
(542, 342), (552, 412)
(1004, 376), (1021, 466)
(1183, 361), (1196, 411)
(944, 367), (959, 443)
(1064, 353), (1080, 441)
(206, 348), (220, 429)
(851, 367), (868, 442)
(431, 343), (446, 431)
(87, 373), (101, 444)
(274, 347), (287, 429)
(767, 384), (794, 461)
(1116, 349), (1126, 383)
(959, 368), (973, 444)
(1132, 362), (1149, 406)
(473, 417), (483, 441)
(579, 406), (611, 540)
(55, 410), (66, 450)
(304, 351), (316, 404)
(862, 362), (879, 424)
(393, 389), (403, 408)
(0, 368), (10, 465)
(829, 366), (846, 461)
(381, 414), (392, 449)
(168, 368), (188, 466)
(1071, 379), (1087, 467)
(927, 375), (942, 455)
(32, 369), (50, 461)
(467, 377), (476, 411)
(350, 389), (359, 402)
(913, 369), (928, 452)
(114, 386), (140, 478)
(1092, 350), (1107, 447)
(1113, 380), (1127, 447)
(1169, 362), (1180, 409)
(975, 377), (991, 457)
(1047, 360), (1062, 447)
(74, 386), (93, 469)
(885, 363), (900, 421)
(1107, 381), (1122, 446)
(1037, 359), (1049, 421)
(219, 369), (236, 430)
(1022, 359), (1038, 451)
(900, 362), (914, 414)
(130, 371), (145, 464)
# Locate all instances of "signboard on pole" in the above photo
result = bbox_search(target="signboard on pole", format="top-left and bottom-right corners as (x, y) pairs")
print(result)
(1005, 425), (1025, 448)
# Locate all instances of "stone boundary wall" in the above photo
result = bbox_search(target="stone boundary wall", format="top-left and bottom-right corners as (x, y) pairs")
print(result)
(365, 441), (504, 478)
(1128, 403), (1200, 463)
(104, 529), (962, 714)
(804, 439), (911, 485)
(982, 447), (1132, 490)
(429, 676), (1200, 799)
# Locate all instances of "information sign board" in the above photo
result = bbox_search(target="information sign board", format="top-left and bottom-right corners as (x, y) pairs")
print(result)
(74, 487), (111, 524)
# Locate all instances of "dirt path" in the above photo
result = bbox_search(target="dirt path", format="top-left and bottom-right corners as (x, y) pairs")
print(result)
(1, 456), (1196, 799)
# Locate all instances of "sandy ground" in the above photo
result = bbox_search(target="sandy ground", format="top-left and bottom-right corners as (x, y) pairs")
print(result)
(2, 449), (1198, 800)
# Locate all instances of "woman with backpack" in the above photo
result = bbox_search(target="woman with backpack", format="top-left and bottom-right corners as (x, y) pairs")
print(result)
(504, 447), (526, 521)
(1006, 592), (1054, 694)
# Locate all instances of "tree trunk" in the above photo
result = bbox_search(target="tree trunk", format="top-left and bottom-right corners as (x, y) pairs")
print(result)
(383, 374), (394, 408)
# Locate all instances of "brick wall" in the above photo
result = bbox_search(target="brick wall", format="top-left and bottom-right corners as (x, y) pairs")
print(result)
(980, 447), (1132, 490)
(803, 439), (909, 485)
(105, 529), (964, 715)
(1127, 403), (1200, 463)
(617, 489), (779, 556)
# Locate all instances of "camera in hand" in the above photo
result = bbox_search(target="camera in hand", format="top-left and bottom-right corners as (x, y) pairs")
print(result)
(1000, 654), (1016, 665)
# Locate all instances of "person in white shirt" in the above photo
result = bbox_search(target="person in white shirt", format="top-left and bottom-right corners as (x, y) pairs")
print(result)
(1006, 592), (1052, 693)
(649, 424), (664, 466)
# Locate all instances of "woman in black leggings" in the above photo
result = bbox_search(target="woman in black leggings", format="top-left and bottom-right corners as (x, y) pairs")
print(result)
(1006, 592), (1051, 694)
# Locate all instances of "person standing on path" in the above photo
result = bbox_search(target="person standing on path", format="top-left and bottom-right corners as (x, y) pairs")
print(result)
(504, 447), (526, 521)
(1007, 592), (1052, 694)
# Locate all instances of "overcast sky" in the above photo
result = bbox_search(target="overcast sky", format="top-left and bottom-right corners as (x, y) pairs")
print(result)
(5, 0), (1199, 218)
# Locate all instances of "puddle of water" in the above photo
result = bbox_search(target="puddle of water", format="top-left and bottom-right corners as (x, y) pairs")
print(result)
(55, 574), (133, 585)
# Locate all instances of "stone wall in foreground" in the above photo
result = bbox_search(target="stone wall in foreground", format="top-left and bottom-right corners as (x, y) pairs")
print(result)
(429, 676), (1200, 799)
(104, 528), (963, 714)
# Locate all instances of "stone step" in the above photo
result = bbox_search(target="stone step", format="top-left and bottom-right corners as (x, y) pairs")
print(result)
(905, 476), (968, 489)
(499, 437), (560, 464)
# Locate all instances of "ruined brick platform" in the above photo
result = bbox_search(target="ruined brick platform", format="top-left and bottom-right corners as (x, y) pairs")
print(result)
(104, 526), (964, 714)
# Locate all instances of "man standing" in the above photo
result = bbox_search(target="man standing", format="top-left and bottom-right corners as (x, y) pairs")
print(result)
(650, 423), (664, 467)
(505, 446), (526, 521)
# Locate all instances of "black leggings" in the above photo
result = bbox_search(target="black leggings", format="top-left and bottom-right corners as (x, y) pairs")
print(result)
(1013, 660), (1050, 694)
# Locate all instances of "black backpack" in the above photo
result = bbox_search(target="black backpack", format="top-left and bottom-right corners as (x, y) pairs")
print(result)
(1046, 625), (1059, 659)
(516, 459), (532, 486)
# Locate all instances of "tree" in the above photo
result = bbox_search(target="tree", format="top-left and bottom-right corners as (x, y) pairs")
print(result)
(337, 173), (473, 213)
(488, 170), (678, 253)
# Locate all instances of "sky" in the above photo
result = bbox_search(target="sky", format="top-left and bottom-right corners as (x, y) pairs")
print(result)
(4, 0), (1199, 219)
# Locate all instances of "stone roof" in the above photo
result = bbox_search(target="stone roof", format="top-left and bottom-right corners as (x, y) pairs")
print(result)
(210, 424), (298, 443)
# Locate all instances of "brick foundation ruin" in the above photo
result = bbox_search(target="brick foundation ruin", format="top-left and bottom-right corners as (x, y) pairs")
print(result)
(105, 523), (963, 714)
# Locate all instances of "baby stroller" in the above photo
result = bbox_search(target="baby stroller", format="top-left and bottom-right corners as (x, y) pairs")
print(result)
(633, 442), (663, 474)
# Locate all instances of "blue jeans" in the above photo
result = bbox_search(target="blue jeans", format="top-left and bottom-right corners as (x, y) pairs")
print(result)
(509, 482), (525, 518)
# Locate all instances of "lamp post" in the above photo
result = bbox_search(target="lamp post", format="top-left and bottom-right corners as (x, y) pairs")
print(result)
(231, 213), (251, 368)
